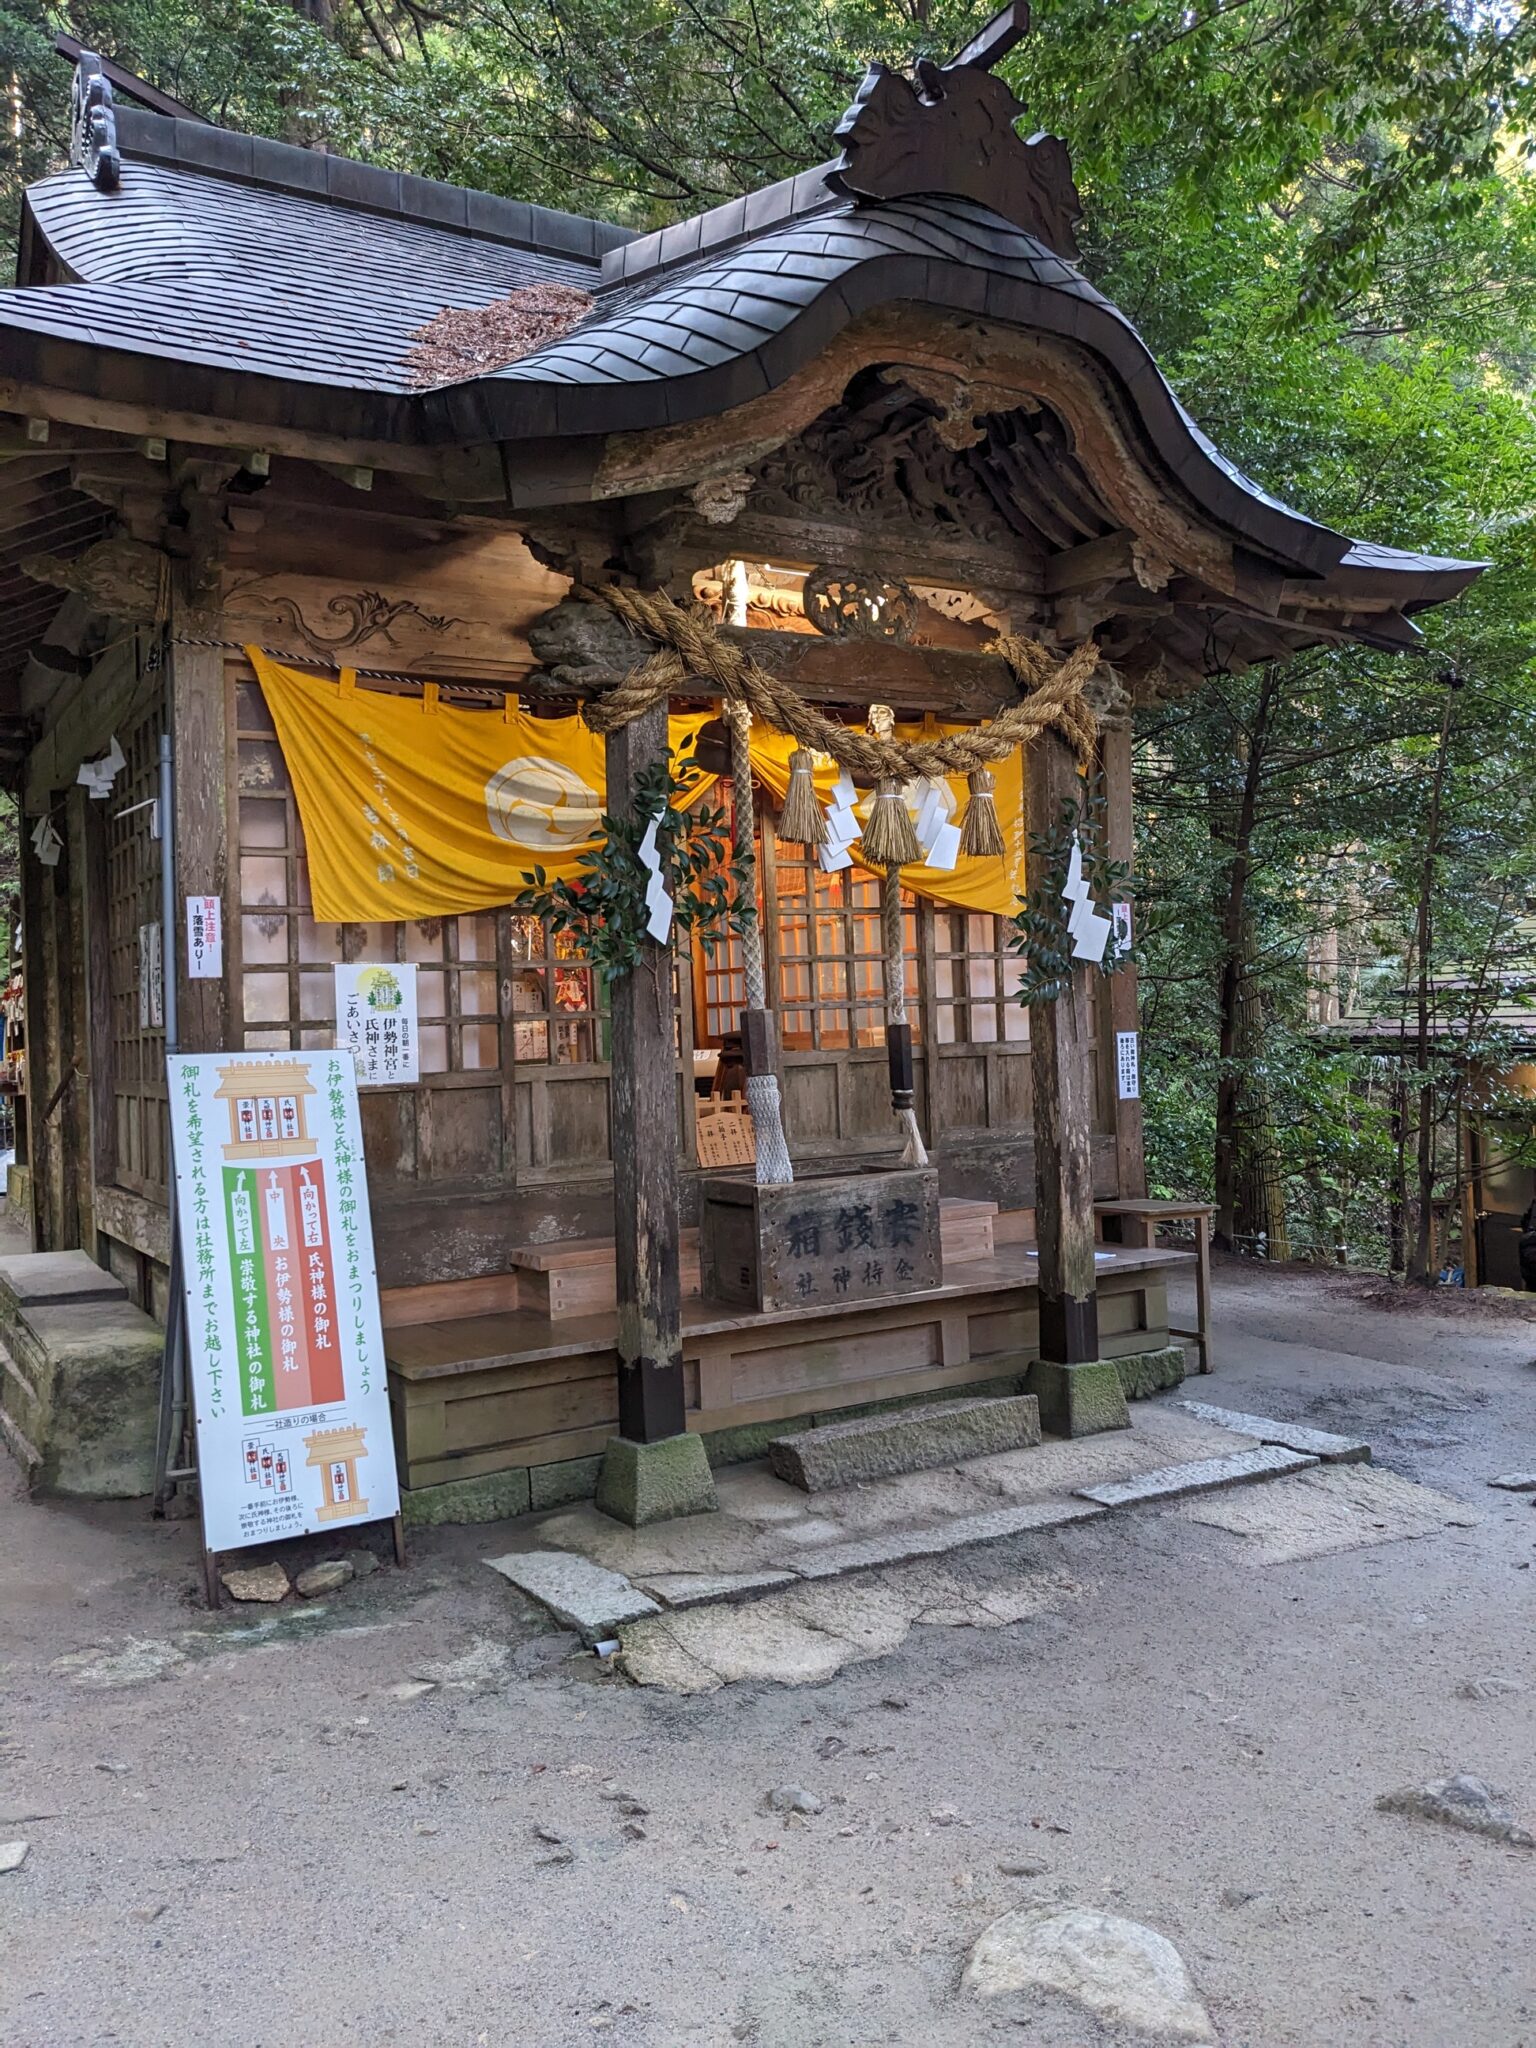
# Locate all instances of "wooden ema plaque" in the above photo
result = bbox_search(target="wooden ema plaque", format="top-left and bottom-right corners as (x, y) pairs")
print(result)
(695, 1095), (756, 1169)
(700, 1167), (941, 1314)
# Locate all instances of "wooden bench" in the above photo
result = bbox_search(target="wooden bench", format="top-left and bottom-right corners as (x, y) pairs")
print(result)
(1096, 1198), (1213, 1372)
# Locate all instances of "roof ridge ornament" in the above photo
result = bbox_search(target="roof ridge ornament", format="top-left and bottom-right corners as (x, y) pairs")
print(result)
(70, 50), (121, 193)
(826, 2), (1081, 257)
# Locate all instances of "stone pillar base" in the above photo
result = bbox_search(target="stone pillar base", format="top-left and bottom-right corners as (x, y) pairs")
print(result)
(1026, 1358), (1132, 1439)
(594, 1432), (719, 1528)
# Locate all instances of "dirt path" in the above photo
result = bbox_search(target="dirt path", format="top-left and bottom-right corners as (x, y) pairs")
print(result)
(2, 1262), (1533, 2048)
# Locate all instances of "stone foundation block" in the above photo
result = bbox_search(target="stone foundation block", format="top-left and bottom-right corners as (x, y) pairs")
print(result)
(1113, 1345), (1188, 1402)
(402, 1467), (531, 1527)
(529, 1455), (605, 1512)
(595, 1432), (719, 1528)
(1026, 1358), (1131, 1439)
(768, 1394), (1041, 1493)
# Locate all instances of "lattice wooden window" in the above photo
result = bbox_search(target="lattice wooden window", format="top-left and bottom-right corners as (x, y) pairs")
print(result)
(236, 678), (516, 1069)
(105, 706), (169, 1198)
(506, 911), (607, 1066)
(772, 837), (918, 1052)
(932, 910), (1030, 1045)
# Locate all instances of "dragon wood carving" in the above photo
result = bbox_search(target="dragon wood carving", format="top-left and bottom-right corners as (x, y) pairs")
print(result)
(229, 587), (465, 654)
(744, 384), (1027, 550)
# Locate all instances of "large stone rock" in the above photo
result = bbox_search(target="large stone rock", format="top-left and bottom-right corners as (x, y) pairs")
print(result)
(963, 1907), (1214, 2042)
(767, 1395), (1040, 1493)
(484, 1547), (660, 1642)
(594, 1431), (718, 1528)
(221, 1561), (291, 1604)
(1026, 1357), (1131, 1438)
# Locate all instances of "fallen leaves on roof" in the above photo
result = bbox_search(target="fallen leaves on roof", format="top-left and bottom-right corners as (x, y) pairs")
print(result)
(403, 283), (595, 388)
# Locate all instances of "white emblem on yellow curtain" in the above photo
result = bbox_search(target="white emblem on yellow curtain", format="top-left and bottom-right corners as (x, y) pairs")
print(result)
(484, 756), (602, 850)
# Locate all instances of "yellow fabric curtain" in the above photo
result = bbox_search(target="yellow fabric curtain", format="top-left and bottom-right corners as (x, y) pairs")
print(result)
(251, 651), (1026, 925)
(250, 650), (714, 923)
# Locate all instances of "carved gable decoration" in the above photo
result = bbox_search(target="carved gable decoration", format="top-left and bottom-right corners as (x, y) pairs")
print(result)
(828, 59), (1081, 258)
(745, 384), (1032, 552)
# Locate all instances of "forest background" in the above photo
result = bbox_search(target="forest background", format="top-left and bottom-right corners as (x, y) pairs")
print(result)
(1, 0), (1533, 1277)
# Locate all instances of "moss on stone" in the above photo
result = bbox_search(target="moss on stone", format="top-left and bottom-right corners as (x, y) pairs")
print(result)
(1026, 1357), (1132, 1439)
(595, 1432), (719, 1527)
(1113, 1345), (1188, 1401)
(401, 1467), (531, 1527)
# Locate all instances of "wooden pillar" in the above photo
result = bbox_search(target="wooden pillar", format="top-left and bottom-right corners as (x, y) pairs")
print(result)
(19, 825), (51, 1251)
(606, 701), (685, 1444)
(168, 632), (230, 1055)
(1028, 728), (1100, 1364)
(1101, 721), (1149, 1244)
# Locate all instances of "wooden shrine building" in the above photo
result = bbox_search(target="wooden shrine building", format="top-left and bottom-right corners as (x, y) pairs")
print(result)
(0, 19), (1483, 1520)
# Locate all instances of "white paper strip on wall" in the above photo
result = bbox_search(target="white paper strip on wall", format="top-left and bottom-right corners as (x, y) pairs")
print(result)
(1116, 1029), (1141, 1100)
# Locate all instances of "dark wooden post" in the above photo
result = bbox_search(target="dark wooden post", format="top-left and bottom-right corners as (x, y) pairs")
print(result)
(1026, 728), (1129, 1436)
(1101, 721), (1148, 1245)
(594, 695), (718, 1524)
(168, 630), (230, 1056)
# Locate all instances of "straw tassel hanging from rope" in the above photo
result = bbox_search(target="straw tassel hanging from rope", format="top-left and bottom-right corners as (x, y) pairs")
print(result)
(723, 562), (794, 1187)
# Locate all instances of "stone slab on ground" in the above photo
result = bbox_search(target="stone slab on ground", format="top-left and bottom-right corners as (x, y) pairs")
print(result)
(963, 1907), (1214, 2042)
(0, 1251), (125, 1309)
(634, 1569), (800, 1609)
(1179, 1399), (1371, 1463)
(485, 1548), (660, 1642)
(1077, 1443), (1316, 1509)
(775, 1497), (1104, 1580)
(0, 1840), (29, 1874)
(1487, 1472), (1536, 1492)
(767, 1394), (1040, 1493)
(1179, 1462), (1480, 1563)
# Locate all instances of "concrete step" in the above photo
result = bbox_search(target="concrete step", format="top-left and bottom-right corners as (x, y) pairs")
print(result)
(768, 1393), (1040, 1493)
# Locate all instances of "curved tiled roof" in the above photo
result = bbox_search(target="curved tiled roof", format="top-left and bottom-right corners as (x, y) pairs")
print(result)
(1, 117), (1484, 606)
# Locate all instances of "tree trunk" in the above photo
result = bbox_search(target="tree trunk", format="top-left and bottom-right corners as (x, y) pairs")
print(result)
(1406, 678), (1459, 1285)
(1212, 668), (1277, 1252)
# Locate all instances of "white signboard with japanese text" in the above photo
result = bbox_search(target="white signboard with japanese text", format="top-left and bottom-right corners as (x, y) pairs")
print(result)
(1116, 1029), (1141, 1101)
(186, 895), (223, 980)
(167, 1050), (400, 1554)
(334, 962), (419, 1086)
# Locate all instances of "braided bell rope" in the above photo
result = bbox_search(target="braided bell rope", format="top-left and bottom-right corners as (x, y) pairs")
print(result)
(726, 696), (794, 1187)
(880, 867), (928, 1168)
(579, 586), (1100, 774)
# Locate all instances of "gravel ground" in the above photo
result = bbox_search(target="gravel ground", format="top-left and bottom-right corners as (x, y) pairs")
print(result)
(2, 1258), (1534, 2048)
